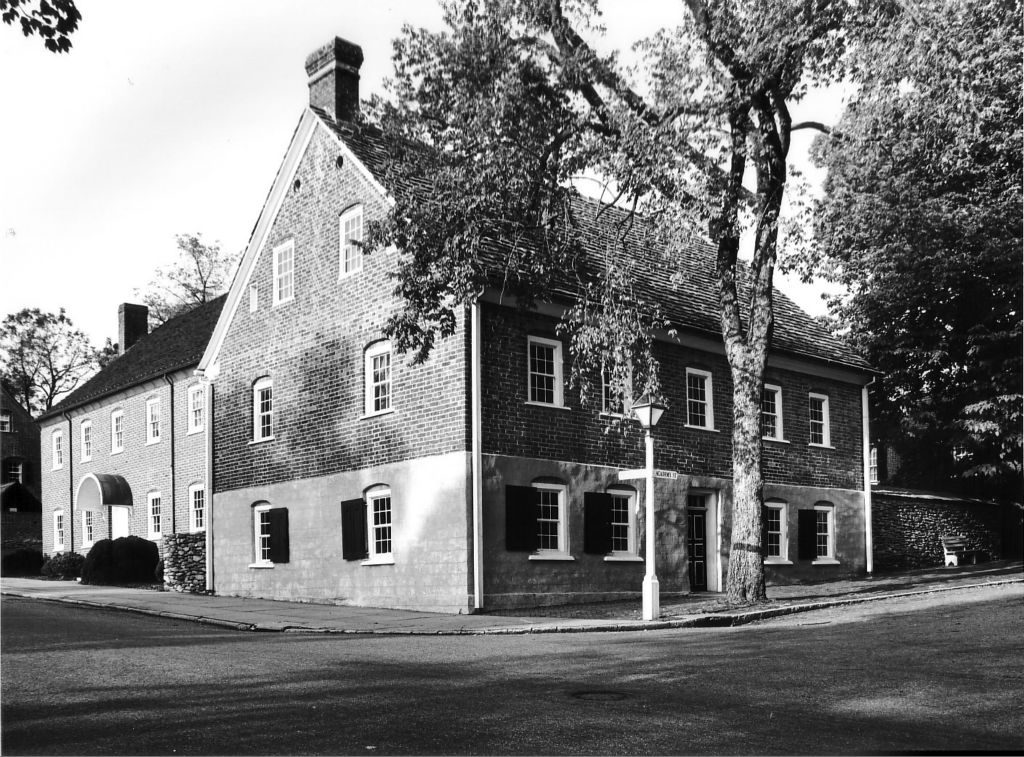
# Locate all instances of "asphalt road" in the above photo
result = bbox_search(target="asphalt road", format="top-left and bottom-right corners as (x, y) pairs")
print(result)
(2, 585), (1022, 755)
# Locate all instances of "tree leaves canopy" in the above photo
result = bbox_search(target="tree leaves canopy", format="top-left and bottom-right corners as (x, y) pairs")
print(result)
(1, 0), (80, 53)
(0, 308), (98, 416)
(799, 0), (1022, 500)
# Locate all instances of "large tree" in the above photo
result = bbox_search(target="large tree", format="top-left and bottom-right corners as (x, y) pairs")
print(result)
(135, 233), (239, 328)
(1, 0), (80, 52)
(799, 0), (1022, 501)
(0, 308), (98, 416)
(369, 0), (859, 604)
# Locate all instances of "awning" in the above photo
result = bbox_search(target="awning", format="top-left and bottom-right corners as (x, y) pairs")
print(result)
(75, 473), (133, 512)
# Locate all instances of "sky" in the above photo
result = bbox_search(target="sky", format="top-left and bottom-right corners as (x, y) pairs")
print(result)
(0, 0), (846, 348)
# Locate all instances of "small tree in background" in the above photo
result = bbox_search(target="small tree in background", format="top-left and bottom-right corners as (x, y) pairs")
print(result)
(135, 233), (240, 328)
(0, 308), (99, 416)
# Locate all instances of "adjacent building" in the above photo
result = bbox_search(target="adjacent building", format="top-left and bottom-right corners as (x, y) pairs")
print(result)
(195, 37), (875, 613)
(37, 299), (223, 559)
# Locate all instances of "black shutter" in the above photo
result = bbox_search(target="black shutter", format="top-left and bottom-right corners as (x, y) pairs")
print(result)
(341, 498), (368, 560)
(797, 509), (817, 561)
(878, 445), (889, 482)
(505, 485), (539, 551)
(584, 492), (613, 554)
(267, 507), (290, 563)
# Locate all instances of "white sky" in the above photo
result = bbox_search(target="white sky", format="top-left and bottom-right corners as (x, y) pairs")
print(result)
(0, 0), (845, 348)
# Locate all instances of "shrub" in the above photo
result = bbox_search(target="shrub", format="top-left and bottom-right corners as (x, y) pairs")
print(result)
(41, 551), (84, 580)
(82, 536), (159, 585)
(154, 558), (164, 583)
(81, 539), (116, 585)
(1, 548), (45, 576)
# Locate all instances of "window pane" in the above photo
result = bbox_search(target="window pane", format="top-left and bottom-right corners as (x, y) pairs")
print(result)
(529, 343), (555, 404)
(816, 510), (829, 557)
(766, 508), (781, 557)
(258, 510), (272, 561)
(372, 495), (392, 556)
(610, 495), (630, 552)
(537, 488), (560, 550)
(687, 374), (706, 427)
(809, 397), (825, 445)
(372, 352), (391, 412)
(762, 390), (777, 438)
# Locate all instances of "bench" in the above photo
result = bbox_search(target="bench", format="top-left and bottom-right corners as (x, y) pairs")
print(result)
(940, 535), (982, 567)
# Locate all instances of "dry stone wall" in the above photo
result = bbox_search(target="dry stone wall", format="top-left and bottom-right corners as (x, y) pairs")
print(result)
(162, 532), (206, 592)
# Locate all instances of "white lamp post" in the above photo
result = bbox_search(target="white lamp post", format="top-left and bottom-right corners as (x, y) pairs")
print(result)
(632, 393), (666, 621)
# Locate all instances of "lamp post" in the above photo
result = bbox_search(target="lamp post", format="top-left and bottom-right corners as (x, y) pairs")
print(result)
(632, 393), (666, 621)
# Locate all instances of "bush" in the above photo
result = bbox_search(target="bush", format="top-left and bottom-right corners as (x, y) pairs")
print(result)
(41, 552), (84, 580)
(81, 539), (116, 585)
(81, 536), (159, 585)
(154, 558), (164, 583)
(1, 548), (45, 576)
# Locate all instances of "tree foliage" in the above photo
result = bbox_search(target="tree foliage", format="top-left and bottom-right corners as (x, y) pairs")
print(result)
(799, 0), (1022, 500)
(369, 0), (861, 603)
(0, 308), (98, 416)
(135, 234), (239, 328)
(0, 0), (80, 53)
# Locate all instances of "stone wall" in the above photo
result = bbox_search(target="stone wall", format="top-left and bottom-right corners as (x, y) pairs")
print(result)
(872, 492), (1004, 571)
(162, 532), (206, 593)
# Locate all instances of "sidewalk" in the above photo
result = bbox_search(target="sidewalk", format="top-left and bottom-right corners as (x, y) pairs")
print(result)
(2, 560), (1020, 635)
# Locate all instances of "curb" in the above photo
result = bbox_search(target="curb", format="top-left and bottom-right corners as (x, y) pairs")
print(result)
(4, 577), (1020, 636)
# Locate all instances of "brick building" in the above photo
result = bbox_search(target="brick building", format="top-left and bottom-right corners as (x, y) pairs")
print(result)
(38, 299), (223, 561)
(2, 386), (42, 552)
(197, 37), (875, 613)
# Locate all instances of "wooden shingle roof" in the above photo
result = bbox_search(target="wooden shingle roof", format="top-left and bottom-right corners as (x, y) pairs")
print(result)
(38, 295), (226, 422)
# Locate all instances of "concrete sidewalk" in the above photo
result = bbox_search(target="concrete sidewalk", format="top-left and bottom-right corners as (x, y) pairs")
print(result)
(2, 560), (1020, 635)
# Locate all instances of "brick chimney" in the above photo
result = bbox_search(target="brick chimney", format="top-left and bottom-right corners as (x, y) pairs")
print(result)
(118, 303), (148, 355)
(304, 37), (364, 123)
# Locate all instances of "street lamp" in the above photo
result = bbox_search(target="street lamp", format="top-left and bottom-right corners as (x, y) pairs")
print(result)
(632, 392), (667, 621)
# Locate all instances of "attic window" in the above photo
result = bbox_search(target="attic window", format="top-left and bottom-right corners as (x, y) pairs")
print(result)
(292, 178), (301, 193)
(336, 155), (344, 169)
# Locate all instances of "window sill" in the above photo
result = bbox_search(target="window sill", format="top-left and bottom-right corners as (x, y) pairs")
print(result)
(685, 424), (719, 433)
(764, 558), (793, 565)
(604, 554), (643, 562)
(338, 269), (363, 280)
(190, 527), (207, 534)
(249, 436), (275, 445)
(812, 558), (840, 565)
(361, 408), (395, 420)
(599, 411), (626, 419)
(528, 553), (575, 561)
(808, 443), (835, 450)
(146, 439), (160, 446)
(187, 427), (204, 436)
(272, 297), (294, 308)
(248, 561), (275, 569)
(525, 401), (570, 411)
(111, 449), (124, 456)
(81, 457), (92, 464)
(148, 534), (162, 542)
(361, 557), (395, 566)
(763, 437), (790, 444)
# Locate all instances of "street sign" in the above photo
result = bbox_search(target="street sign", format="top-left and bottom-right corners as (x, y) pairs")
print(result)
(617, 468), (679, 481)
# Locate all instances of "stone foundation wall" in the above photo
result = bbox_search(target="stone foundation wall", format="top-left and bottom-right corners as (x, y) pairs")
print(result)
(873, 495), (1003, 571)
(162, 532), (206, 593)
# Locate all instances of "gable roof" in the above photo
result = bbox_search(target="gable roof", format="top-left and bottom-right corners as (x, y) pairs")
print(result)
(313, 110), (871, 374)
(38, 295), (226, 422)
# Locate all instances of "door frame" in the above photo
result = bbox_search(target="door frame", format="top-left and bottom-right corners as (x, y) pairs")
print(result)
(687, 489), (722, 592)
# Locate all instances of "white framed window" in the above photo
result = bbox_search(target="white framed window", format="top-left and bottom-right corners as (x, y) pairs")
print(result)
(339, 205), (364, 277)
(607, 487), (637, 557)
(685, 368), (715, 429)
(52, 429), (64, 469)
(254, 503), (273, 565)
(366, 486), (394, 564)
(189, 484), (206, 532)
(253, 377), (274, 441)
(364, 341), (393, 416)
(808, 393), (831, 447)
(530, 482), (568, 557)
(601, 362), (632, 416)
(82, 510), (95, 547)
(110, 409), (124, 454)
(764, 500), (789, 563)
(4, 459), (23, 484)
(762, 384), (784, 441)
(251, 503), (289, 566)
(53, 509), (65, 552)
(869, 447), (879, 484)
(0, 410), (11, 432)
(187, 385), (204, 434)
(148, 492), (162, 540)
(527, 336), (564, 407)
(249, 283), (259, 312)
(813, 503), (837, 562)
(272, 240), (295, 305)
(80, 420), (92, 462)
(146, 398), (161, 445)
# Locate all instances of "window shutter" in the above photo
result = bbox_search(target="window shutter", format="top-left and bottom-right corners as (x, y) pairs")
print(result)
(505, 485), (539, 551)
(797, 509), (817, 561)
(761, 506), (769, 557)
(267, 508), (290, 563)
(341, 498), (368, 560)
(583, 492), (613, 554)
(878, 446), (889, 481)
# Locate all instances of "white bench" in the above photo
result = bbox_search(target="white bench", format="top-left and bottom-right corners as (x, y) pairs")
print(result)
(940, 535), (981, 567)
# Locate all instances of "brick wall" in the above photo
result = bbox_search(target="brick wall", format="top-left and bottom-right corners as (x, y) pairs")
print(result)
(1, 389), (41, 500)
(213, 124), (470, 494)
(480, 304), (865, 490)
(39, 368), (206, 556)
